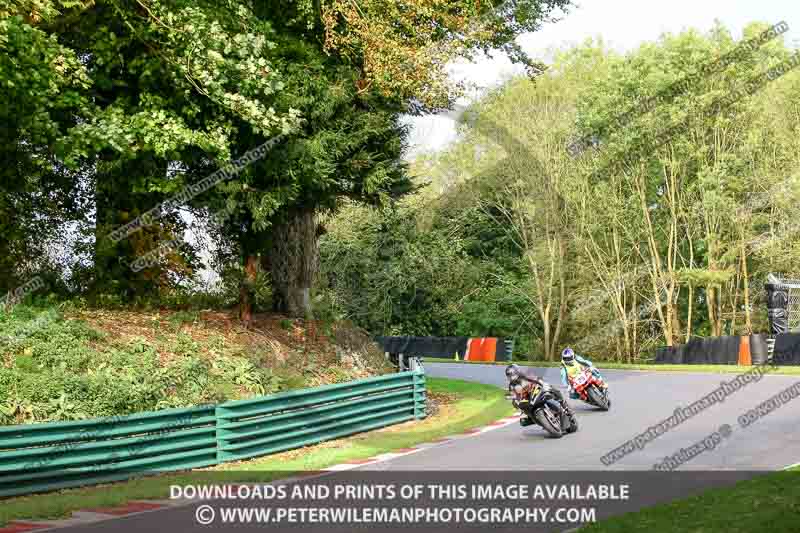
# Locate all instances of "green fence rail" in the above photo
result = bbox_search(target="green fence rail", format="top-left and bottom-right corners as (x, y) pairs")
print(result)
(0, 369), (426, 498)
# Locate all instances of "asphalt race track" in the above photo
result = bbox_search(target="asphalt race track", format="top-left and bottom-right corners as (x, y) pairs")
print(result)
(361, 362), (800, 471)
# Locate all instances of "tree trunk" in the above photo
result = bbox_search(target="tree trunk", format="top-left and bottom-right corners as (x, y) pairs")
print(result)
(269, 207), (318, 318)
(706, 285), (721, 337)
(630, 289), (638, 363)
(239, 254), (259, 327)
(550, 236), (568, 361)
(741, 240), (752, 334)
(730, 266), (741, 336)
(685, 284), (693, 343)
(635, 172), (673, 346)
(685, 231), (695, 343)
(542, 317), (552, 361)
(670, 301), (682, 343)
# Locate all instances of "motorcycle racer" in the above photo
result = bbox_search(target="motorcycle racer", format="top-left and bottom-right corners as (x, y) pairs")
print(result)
(505, 364), (578, 433)
(560, 348), (607, 400)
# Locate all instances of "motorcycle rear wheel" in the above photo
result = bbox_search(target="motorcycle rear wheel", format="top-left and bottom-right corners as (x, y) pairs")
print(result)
(534, 406), (564, 438)
(587, 386), (610, 411)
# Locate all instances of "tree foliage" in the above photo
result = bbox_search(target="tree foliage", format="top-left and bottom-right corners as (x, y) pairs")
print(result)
(0, 0), (571, 319)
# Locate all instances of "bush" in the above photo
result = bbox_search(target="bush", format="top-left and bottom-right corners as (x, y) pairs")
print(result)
(319, 198), (543, 347)
(0, 304), (392, 426)
(0, 306), (281, 424)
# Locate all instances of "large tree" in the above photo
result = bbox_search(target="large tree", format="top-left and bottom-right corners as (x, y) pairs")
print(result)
(201, 0), (574, 320)
(2, 0), (574, 319)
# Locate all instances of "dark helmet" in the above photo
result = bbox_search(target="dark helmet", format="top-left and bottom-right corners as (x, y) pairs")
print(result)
(561, 347), (575, 364)
(505, 364), (521, 381)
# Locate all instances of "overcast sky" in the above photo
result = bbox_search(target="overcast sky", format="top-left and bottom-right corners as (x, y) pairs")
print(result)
(403, 0), (800, 158)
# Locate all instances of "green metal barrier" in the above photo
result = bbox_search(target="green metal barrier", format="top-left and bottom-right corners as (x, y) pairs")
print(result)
(0, 404), (218, 498)
(0, 369), (426, 498)
(216, 369), (426, 462)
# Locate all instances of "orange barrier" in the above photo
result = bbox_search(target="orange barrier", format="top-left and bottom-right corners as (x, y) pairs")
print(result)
(738, 336), (752, 366)
(465, 338), (497, 362)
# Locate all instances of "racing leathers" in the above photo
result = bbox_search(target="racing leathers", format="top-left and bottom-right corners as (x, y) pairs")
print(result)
(560, 354), (605, 399)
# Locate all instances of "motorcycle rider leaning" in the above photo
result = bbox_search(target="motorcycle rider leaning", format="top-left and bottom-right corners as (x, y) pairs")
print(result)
(560, 347), (606, 400)
(505, 364), (578, 433)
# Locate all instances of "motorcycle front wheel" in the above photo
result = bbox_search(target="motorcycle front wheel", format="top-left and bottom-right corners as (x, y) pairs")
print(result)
(533, 406), (564, 438)
(587, 386), (610, 411)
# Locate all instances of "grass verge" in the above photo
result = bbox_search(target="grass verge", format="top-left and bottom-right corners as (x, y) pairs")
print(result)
(584, 468), (800, 532)
(0, 377), (512, 527)
(424, 358), (800, 375)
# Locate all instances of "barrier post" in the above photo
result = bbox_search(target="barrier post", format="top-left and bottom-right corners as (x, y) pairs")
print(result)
(214, 404), (223, 464)
(413, 367), (427, 420)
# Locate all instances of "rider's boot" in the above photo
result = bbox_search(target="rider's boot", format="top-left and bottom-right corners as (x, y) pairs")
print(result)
(561, 401), (579, 433)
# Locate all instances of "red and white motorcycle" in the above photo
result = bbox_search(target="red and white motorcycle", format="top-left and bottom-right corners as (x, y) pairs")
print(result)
(568, 368), (610, 411)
